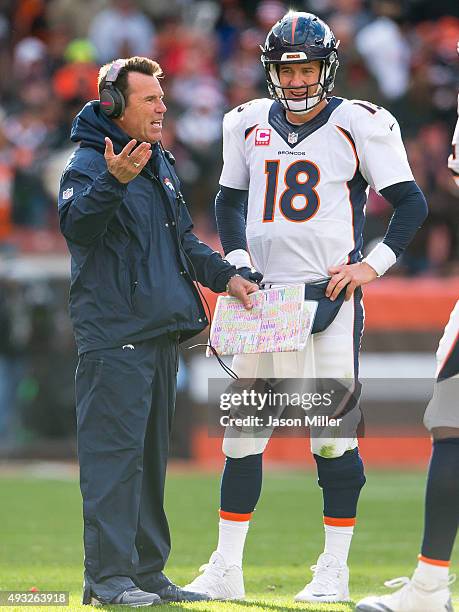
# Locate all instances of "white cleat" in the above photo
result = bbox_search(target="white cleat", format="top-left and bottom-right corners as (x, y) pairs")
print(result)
(294, 552), (350, 603)
(355, 570), (456, 612)
(183, 551), (245, 600)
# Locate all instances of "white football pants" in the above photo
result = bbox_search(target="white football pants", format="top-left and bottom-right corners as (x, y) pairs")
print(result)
(222, 291), (365, 459)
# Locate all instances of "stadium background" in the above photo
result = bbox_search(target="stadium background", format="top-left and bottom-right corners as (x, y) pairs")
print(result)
(0, 1), (458, 608)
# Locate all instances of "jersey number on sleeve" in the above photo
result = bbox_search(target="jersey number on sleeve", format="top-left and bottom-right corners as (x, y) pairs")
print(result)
(263, 160), (320, 223)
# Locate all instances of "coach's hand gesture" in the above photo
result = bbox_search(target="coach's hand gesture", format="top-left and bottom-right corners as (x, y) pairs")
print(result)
(326, 262), (378, 301)
(105, 138), (152, 183)
(227, 274), (258, 310)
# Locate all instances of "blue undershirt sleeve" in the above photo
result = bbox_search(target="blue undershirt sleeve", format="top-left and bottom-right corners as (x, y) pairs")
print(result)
(215, 185), (248, 255)
(379, 181), (428, 257)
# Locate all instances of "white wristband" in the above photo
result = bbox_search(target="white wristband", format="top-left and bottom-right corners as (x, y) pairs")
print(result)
(363, 242), (397, 277)
(225, 249), (252, 269)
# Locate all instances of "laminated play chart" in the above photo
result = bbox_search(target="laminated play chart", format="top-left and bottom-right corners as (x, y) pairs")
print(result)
(207, 285), (318, 356)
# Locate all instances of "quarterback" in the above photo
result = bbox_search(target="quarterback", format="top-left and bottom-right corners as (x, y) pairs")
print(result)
(185, 11), (428, 603)
(356, 90), (459, 612)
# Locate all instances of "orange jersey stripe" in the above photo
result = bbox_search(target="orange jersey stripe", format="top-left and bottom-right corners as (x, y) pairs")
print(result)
(245, 124), (257, 140)
(418, 554), (450, 567)
(323, 516), (356, 527)
(220, 510), (252, 522)
(336, 125), (359, 172)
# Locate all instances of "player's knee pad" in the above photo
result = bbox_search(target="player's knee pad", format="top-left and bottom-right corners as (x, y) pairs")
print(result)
(314, 447), (366, 491)
(310, 436), (358, 458)
(222, 434), (270, 458)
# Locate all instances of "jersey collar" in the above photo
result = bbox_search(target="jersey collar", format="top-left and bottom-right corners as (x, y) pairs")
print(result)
(268, 97), (343, 148)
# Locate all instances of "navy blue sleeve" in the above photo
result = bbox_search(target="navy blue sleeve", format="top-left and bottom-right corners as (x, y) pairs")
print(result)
(379, 181), (428, 257)
(215, 185), (248, 255)
(58, 168), (127, 246)
(180, 204), (237, 293)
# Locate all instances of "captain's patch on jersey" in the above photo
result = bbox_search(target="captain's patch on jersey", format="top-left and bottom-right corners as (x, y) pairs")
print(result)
(62, 187), (73, 200)
(255, 128), (271, 146)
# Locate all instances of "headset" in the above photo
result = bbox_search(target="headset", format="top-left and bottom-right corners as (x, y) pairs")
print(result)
(99, 59), (126, 118)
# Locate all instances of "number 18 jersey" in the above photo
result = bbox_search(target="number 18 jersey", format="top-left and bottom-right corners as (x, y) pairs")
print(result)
(219, 96), (414, 284)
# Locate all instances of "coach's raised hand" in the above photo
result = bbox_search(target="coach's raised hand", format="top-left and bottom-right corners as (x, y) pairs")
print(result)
(104, 137), (152, 183)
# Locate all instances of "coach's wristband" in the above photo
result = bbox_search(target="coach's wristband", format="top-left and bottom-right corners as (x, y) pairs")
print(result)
(363, 242), (397, 277)
(225, 249), (252, 269)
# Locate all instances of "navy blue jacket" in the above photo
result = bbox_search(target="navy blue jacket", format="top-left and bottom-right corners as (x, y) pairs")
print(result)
(59, 101), (235, 355)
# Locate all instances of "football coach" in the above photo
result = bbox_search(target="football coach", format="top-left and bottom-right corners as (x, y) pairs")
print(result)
(58, 56), (258, 607)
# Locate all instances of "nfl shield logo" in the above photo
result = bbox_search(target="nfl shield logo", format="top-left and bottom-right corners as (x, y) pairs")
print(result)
(62, 187), (73, 200)
(288, 132), (298, 145)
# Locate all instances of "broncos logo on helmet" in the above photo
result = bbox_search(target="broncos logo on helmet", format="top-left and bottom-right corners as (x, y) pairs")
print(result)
(260, 11), (340, 114)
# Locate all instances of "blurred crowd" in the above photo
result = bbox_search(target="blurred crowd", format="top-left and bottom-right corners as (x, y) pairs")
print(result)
(0, 0), (458, 274)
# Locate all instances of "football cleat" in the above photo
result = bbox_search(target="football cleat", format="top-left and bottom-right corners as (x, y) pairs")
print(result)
(355, 570), (456, 612)
(294, 552), (350, 602)
(183, 551), (245, 600)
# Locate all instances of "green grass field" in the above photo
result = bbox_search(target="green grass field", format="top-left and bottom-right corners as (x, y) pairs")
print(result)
(1, 469), (458, 611)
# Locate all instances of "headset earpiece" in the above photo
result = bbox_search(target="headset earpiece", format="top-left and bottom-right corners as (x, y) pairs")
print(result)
(100, 59), (126, 118)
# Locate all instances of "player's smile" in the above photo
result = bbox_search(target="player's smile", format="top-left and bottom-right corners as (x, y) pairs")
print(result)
(287, 87), (309, 99)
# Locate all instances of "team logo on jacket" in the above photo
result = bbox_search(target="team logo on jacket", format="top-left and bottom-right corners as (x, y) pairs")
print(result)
(163, 177), (175, 193)
(255, 128), (271, 146)
(288, 132), (298, 145)
(62, 187), (73, 200)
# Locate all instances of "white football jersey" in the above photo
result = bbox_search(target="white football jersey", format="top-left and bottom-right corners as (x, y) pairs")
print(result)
(220, 97), (414, 283)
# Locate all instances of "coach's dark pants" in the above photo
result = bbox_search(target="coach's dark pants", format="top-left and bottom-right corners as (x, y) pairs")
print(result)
(75, 333), (179, 585)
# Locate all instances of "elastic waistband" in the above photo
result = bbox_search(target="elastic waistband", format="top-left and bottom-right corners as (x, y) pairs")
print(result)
(261, 279), (331, 301)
